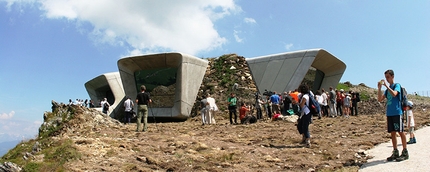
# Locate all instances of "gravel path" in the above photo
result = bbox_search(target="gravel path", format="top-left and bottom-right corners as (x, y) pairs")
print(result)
(359, 126), (430, 172)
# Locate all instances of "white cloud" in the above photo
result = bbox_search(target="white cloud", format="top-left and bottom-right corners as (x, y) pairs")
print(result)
(233, 30), (243, 43)
(3, 0), (241, 55)
(0, 119), (40, 141)
(284, 43), (293, 50)
(0, 111), (15, 120)
(244, 17), (256, 24)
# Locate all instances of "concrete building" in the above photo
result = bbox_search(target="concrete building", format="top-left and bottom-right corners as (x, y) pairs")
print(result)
(84, 49), (346, 120)
(117, 52), (208, 120)
(246, 49), (346, 94)
(84, 72), (125, 118)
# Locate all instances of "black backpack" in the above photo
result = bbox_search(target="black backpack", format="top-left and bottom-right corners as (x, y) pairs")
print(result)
(394, 83), (408, 108)
(103, 103), (109, 111)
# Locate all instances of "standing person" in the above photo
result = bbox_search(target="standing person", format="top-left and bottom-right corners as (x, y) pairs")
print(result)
(343, 93), (351, 118)
(315, 90), (324, 119)
(350, 91), (359, 116)
(269, 91), (280, 116)
(101, 98), (110, 114)
(89, 100), (95, 108)
(265, 96), (272, 119)
(336, 89), (344, 116)
(205, 93), (218, 124)
(406, 101), (416, 144)
(282, 92), (292, 115)
(255, 96), (263, 120)
(227, 93), (238, 124)
(135, 85), (152, 132)
(321, 88), (329, 117)
(328, 87), (337, 117)
(84, 99), (88, 107)
(123, 96), (134, 125)
(297, 84), (312, 148)
(377, 69), (408, 161)
(200, 96), (207, 125)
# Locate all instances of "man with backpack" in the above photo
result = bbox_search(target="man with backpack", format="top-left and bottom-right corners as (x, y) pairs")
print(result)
(101, 98), (110, 114)
(377, 69), (408, 162)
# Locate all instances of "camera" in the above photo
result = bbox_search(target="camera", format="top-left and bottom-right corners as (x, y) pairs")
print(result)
(262, 89), (274, 96)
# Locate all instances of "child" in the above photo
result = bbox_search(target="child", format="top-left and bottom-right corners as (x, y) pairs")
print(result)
(239, 102), (250, 124)
(406, 101), (416, 144)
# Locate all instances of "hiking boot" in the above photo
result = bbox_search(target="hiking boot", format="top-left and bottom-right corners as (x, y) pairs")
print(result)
(386, 149), (399, 161)
(407, 137), (416, 144)
(396, 149), (409, 162)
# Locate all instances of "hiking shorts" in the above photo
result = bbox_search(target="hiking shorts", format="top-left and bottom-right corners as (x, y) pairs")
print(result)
(387, 115), (404, 133)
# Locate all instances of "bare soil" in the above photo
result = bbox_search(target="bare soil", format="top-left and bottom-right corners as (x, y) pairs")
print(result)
(64, 103), (430, 172)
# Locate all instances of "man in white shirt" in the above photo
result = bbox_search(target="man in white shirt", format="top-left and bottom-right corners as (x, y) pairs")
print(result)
(124, 96), (134, 124)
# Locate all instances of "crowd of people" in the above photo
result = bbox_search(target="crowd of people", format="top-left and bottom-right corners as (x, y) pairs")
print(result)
(75, 72), (418, 154)
(68, 98), (96, 108)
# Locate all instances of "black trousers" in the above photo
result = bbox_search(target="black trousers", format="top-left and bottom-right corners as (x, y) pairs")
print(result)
(228, 106), (237, 124)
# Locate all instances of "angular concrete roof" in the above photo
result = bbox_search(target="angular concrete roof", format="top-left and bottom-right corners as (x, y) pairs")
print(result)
(246, 49), (346, 93)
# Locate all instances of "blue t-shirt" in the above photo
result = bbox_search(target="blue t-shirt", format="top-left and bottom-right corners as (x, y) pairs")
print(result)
(270, 94), (280, 104)
(384, 83), (403, 116)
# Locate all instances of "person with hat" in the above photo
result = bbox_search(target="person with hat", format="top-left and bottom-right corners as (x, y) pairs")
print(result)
(406, 101), (416, 144)
(343, 92), (351, 118)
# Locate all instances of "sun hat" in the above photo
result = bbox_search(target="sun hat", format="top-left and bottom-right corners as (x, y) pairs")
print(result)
(407, 101), (413, 107)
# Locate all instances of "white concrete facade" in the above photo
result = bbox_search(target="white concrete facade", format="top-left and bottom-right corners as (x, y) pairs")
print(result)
(246, 49), (346, 93)
(84, 72), (125, 118)
(117, 52), (208, 120)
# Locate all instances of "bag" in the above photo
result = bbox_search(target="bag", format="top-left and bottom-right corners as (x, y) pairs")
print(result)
(302, 92), (321, 115)
(395, 83), (408, 108)
(355, 93), (361, 102)
(103, 103), (109, 111)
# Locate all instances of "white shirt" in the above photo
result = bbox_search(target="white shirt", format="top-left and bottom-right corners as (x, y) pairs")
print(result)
(124, 99), (133, 112)
(206, 97), (218, 111)
(321, 92), (328, 106)
(407, 109), (415, 127)
(300, 94), (310, 115)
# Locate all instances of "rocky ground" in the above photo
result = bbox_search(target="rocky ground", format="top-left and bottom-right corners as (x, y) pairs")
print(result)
(2, 97), (430, 172)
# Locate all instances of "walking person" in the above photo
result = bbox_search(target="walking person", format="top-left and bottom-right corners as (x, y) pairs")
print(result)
(123, 96), (134, 124)
(406, 101), (417, 144)
(227, 93), (238, 124)
(135, 85), (152, 132)
(377, 69), (408, 161)
(297, 84), (313, 148)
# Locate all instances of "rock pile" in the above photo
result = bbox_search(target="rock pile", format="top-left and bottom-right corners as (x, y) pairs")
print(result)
(192, 54), (258, 116)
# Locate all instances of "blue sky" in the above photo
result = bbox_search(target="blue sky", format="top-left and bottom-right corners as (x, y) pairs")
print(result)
(1, 0), (429, 142)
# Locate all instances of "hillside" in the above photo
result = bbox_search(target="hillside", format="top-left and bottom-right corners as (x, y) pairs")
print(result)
(1, 54), (430, 172)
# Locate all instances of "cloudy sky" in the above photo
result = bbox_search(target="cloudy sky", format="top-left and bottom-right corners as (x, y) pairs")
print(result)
(1, 0), (429, 141)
